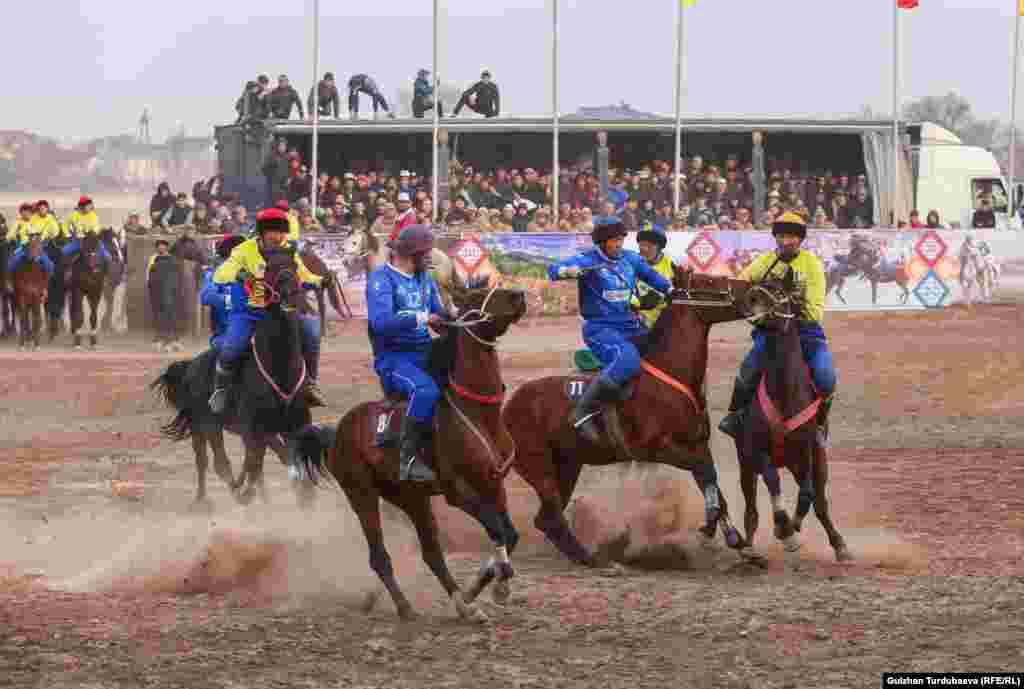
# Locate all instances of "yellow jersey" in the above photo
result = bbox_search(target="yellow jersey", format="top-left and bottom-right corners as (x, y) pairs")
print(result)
(31, 214), (65, 242)
(632, 252), (675, 329)
(65, 210), (101, 237)
(6, 219), (37, 244)
(213, 237), (321, 309)
(739, 249), (826, 323)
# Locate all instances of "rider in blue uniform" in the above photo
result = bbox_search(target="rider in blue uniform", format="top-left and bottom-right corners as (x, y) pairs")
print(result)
(200, 234), (246, 349)
(548, 220), (673, 443)
(366, 225), (452, 482)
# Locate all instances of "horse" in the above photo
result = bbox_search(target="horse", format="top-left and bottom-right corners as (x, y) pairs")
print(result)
(45, 237), (68, 342)
(0, 238), (16, 338)
(847, 241), (910, 305)
(11, 236), (49, 350)
(500, 266), (768, 572)
(67, 233), (109, 349)
(152, 249), (312, 506)
(294, 281), (528, 621)
(959, 241), (995, 305)
(731, 272), (852, 563)
(98, 228), (126, 333)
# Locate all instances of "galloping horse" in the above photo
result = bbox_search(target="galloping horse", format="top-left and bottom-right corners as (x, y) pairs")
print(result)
(152, 250), (311, 505)
(847, 241), (911, 305)
(67, 233), (109, 349)
(0, 238), (16, 337)
(295, 282), (528, 621)
(732, 273), (851, 562)
(11, 236), (49, 350)
(501, 267), (766, 570)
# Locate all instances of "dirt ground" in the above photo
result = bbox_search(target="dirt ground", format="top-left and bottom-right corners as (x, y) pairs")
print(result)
(1, 295), (1023, 689)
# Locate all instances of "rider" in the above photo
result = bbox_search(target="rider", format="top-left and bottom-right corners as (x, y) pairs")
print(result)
(548, 219), (673, 443)
(207, 208), (332, 414)
(718, 211), (836, 442)
(631, 225), (674, 329)
(6, 217), (55, 279)
(31, 200), (64, 243)
(366, 224), (452, 482)
(200, 234), (247, 349)
(61, 196), (113, 265)
(6, 203), (36, 246)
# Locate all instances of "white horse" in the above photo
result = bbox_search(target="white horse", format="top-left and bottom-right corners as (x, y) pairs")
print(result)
(959, 241), (995, 305)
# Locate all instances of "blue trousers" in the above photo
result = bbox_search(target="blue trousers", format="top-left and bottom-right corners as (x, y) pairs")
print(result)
(374, 347), (440, 422)
(739, 326), (837, 397)
(62, 238), (112, 264)
(216, 311), (320, 366)
(7, 246), (55, 276)
(583, 322), (647, 387)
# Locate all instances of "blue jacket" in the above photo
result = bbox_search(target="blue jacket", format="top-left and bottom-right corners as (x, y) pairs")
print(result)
(548, 248), (672, 328)
(367, 264), (448, 356)
(607, 188), (629, 210)
(414, 77), (433, 99)
(200, 267), (235, 337)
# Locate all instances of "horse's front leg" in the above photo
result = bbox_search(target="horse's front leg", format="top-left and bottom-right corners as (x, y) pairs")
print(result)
(668, 442), (741, 550)
(88, 293), (100, 347)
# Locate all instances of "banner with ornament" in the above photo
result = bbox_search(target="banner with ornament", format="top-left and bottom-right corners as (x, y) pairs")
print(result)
(303, 229), (1020, 319)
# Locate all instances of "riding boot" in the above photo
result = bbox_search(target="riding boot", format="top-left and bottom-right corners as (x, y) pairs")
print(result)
(570, 375), (622, 445)
(208, 361), (236, 415)
(398, 416), (436, 482)
(302, 351), (327, 408)
(718, 376), (757, 439)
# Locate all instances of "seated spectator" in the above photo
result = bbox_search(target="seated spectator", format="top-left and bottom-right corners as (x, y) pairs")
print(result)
(527, 207), (553, 232)
(149, 182), (174, 227)
(595, 201), (619, 226)
(925, 210), (944, 229)
(756, 209), (775, 230)
(909, 210), (925, 229)
(371, 201), (397, 235)
(577, 207), (595, 233)
(412, 68), (442, 119)
(300, 210), (321, 232)
(350, 202), (369, 231)
(972, 199), (996, 229)
(511, 203), (531, 232)
(445, 197), (468, 225)
(123, 211), (147, 236)
(494, 205), (515, 231)
(320, 208), (343, 233)
(452, 70), (500, 118)
(669, 211), (688, 231)
(233, 206), (253, 235)
(812, 208), (835, 229)
(162, 193), (194, 227)
(830, 188), (850, 227)
(309, 72), (340, 118)
(653, 202), (673, 230)
(717, 215), (734, 231)
(734, 207), (754, 230)
(235, 79), (268, 123)
(416, 197), (433, 224)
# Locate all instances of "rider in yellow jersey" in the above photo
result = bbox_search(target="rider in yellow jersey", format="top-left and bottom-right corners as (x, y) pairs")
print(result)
(631, 225), (675, 329)
(31, 200), (64, 242)
(6, 203), (36, 245)
(719, 212), (836, 442)
(61, 197), (112, 264)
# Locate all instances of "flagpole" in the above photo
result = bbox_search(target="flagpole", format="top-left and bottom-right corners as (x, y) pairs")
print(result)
(552, 0), (559, 217)
(673, 0), (685, 215)
(892, 1), (901, 227)
(309, 0), (320, 211)
(432, 0), (439, 223)
(1010, 0), (1021, 214)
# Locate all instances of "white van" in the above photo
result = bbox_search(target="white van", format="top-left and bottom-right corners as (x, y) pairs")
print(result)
(910, 123), (1016, 230)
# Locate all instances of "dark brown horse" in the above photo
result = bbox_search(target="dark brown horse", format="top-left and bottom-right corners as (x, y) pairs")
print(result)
(732, 273), (851, 562)
(12, 237), (49, 350)
(153, 249), (312, 506)
(0, 238), (16, 337)
(295, 282), (528, 621)
(67, 233), (108, 349)
(501, 267), (764, 571)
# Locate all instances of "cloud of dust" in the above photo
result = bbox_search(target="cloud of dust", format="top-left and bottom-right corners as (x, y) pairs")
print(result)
(36, 498), (431, 603)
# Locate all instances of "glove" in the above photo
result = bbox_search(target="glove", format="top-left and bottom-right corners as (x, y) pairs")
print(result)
(558, 265), (581, 278)
(224, 293), (232, 310)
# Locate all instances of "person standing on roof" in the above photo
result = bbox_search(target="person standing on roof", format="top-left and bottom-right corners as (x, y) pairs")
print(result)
(267, 74), (304, 120)
(452, 70), (500, 118)
(348, 74), (395, 120)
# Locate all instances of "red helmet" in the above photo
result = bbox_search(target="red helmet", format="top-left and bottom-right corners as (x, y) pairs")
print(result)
(78, 196), (93, 208)
(255, 208), (290, 235)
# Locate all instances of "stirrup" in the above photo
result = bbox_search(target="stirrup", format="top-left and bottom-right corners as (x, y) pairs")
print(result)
(400, 456), (436, 482)
(718, 411), (742, 439)
(209, 387), (228, 414)
(573, 411), (603, 444)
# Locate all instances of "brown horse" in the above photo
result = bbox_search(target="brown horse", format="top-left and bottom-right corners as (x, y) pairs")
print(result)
(295, 282), (528, 621)
(12, 237), (49, 350)
(501, 267), (766, 571)
(732, 273), (851, 562)
(0, 238), (16, 338)
(67, 233), (108, 349)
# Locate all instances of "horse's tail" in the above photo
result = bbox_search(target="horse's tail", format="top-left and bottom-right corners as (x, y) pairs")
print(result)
(293, 422), (338, 486)
(150, 360), (194, 441)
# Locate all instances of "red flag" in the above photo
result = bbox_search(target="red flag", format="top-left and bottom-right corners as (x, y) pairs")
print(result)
(897, 0), (919, 8)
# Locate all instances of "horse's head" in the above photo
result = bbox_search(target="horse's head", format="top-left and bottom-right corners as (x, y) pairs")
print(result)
(667, 263), (759, 325)
(448, 277), (527, 344)
(27, 234), (43, 259)
(742, 270), (802, 333)
(80, 233), (102, 271)
(261, 248), (303, 314)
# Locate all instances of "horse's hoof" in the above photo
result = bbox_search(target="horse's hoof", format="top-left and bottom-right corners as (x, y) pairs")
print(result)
(782, 535), (801, 553)
(740, 546), (767, 562)
(700, 530), (721, 551)
(397, 602), (418, 621)
(360, 589), (381, 613)
(835, 547), (855, 563)
(491, 578), (511, 606)
(596, 561), (625, 577)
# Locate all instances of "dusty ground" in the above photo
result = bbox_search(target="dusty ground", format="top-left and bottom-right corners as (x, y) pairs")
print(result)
(1, 296), (1023, 689)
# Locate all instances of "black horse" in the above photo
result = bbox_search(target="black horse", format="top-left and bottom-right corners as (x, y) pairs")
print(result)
(0, 238), (16, 337)
(152, 249), (313, 506)
(45, 237), (69, 341)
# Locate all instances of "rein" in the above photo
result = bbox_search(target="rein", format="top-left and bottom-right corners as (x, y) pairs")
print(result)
(443, 280), (502, 348)
(443, 388), (516, 478)
(250, 335), (307, 404)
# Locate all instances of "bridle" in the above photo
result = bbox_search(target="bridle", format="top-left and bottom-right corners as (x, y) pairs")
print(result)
(745, 283), (797, 326)
(443, 280), (503, 348)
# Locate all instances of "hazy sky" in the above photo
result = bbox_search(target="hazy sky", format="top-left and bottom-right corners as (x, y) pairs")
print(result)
(8, 0), (1023, 140)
